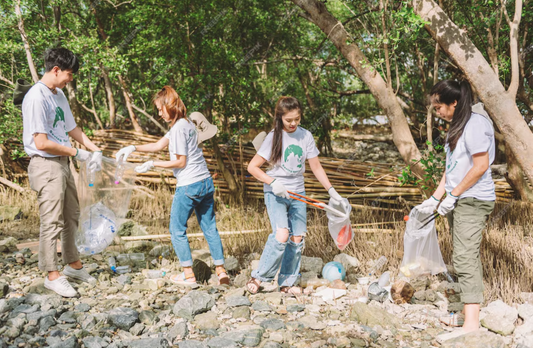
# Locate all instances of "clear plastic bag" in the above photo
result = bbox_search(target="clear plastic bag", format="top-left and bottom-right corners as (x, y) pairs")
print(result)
(400, 208), (447, 278)
(76, 156), (137, 255)
(326, 198), (353, 251)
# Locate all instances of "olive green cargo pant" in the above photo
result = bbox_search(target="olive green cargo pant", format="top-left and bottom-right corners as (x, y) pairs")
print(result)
(447, 197), (495, 304)
(28, 156), (80, 272)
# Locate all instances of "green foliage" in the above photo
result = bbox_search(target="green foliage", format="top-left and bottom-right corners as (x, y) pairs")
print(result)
(398, 141), (446, 190)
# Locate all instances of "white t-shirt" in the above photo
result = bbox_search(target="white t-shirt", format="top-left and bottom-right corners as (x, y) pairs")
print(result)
(22, 82), (77, 157)
(445, 113), (496, 201)
(165, 118), (210, 187)
(257, 126), (320, 192)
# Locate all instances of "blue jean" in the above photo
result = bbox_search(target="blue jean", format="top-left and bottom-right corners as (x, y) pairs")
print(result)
(169, 177), (224, 267)
(252, 191), (307, 287)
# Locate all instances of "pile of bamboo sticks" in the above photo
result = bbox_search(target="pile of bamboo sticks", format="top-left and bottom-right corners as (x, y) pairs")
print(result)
(89, 129), (515, 206)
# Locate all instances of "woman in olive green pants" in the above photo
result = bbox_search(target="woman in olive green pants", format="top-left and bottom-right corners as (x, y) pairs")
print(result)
(417, 80), (495, 334)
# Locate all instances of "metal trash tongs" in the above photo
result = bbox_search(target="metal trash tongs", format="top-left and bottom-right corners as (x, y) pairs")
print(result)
(419, 211), (439, 229)
(287, 191), (346, 218)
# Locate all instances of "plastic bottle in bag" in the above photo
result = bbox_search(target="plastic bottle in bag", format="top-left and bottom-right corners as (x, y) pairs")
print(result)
(114, 159), (125, 184)
(87, 166), (96, 187)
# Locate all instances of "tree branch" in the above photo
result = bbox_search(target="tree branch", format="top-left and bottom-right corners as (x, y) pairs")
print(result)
(506, 0), (523, 98)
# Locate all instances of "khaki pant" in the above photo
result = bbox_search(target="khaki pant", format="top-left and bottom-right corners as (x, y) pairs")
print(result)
(28, 156), (80, 272)
(447, 197), (495, 304)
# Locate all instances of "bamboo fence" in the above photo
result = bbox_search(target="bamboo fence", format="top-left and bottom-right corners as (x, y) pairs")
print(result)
(89, 129), (515, 207)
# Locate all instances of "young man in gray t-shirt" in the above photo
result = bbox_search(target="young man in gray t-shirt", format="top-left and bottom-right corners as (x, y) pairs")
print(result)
(22, 48), (101, 297)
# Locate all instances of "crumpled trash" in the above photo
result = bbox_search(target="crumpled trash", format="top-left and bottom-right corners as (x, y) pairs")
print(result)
(313, 287), (347, 301)
(368, 281), (388, 302)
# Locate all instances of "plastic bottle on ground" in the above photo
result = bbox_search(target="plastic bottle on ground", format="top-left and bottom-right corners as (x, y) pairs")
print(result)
(143, 269), (167, 279)
(378, 271), (391, 287)
(369, 256), (388, 276)
(115, 265), (131, 274)
(108, 256), (117, 273)
(129, 253), (145, 262)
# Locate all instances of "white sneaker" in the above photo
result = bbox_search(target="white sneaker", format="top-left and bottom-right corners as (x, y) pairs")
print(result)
(44, 276), (77, 297)
(63, 265), (96, 283)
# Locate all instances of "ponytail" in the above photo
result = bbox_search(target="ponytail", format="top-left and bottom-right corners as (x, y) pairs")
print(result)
(270, 96), (302, 164)
(430, 80), (473, 152)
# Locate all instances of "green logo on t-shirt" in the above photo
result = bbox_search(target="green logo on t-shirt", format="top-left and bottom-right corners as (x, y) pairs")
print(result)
(53, 107), (65, 128)
(282, 144), (304, 173)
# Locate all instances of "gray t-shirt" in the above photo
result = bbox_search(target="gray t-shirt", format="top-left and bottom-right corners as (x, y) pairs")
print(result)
(257, 127), (320, 192)
(165, 118), (210, 187)
(445, 113), (496, 201)
(22, 82), (77, 157)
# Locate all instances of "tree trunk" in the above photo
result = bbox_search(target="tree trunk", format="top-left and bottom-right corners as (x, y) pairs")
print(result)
(15, 0), (39, 83)
(100, 66), (116, 128)
(505, 142), (533, 201)
(291, 0), (425, 179)
(210, 138), (241, 200)
(412, 0), (533, 201)
(65, 82), (84, 126)
(117, 75), (143, 133)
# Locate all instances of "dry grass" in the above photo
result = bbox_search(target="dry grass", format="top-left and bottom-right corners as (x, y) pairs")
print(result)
(1, 184), (532, 303)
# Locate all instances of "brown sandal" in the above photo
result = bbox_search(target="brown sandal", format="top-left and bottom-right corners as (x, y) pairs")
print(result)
(246, 278), (261, 294)
(216, 266), (230, 285)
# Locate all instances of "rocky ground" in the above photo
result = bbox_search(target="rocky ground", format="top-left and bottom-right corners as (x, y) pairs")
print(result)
(1, 236), (533, 348)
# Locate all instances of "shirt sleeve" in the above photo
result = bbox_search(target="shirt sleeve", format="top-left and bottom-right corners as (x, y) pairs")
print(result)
(171, 122), (188, 156)
(464, 115), (494, 155)
(22, 97), (48, 135)
(257, 132), (274, 161)
(306, 132), (320, 159)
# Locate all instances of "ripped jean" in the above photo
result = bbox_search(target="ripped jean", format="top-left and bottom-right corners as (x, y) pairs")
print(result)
(252, 191), (306, 287)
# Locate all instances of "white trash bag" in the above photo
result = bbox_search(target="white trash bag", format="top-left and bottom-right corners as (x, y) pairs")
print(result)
(400, 208), (446, 278)
(325, 198), (353, 251)
(76, 202), (117, 256)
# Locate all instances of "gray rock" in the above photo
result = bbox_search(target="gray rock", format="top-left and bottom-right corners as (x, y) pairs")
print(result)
(519, 304), (533, 321)
(39, 315), (56, 332)
(129, 323), (145, 336)
(173, 291), (215, 319)
(0, 338), (6, 348)
(260, 318), (286, 331)
(301, 256), (323, 274)
(251, 301), (272, 312)
(10, 303), (39, 317)
(221, 327), (265, 347)
(298, 315), (326, 330)
(107, 307), (139, 331)
(116, 274), (132, 285)
(0, 299), (11, 313)
(287, 304), (305, 313)
(206, 338), (239, 348)
(125, 338), (170, 348)
(232, 306), (251, 319)
(75, 303), (91, 312)
(349, 302), (401, 329)
(233, 270), (251, 288)
(226, 295), (251, 307)
(8, 316), (26, 330)
(481, 314), (515, 336)
(178, 340), (207, 348)
(82, 336), (108, 348)
(333, 253), (360, 273)
(139, 310), (158, 325)
(78, 314), (97, 331)
(167, 321), (188, 341)
(58, 311), (78, 323)
(4, 326), (20, 339)
(224, 257), (240, 272)
(261, 342), (282, 348)
(49, 336), (80, 348)
(440, 330), (505, 348)
(515, 317), (533, 336)
(28, 309), (56, 324)
(194, 311), (220, 330)
(481, 300), (518, 323)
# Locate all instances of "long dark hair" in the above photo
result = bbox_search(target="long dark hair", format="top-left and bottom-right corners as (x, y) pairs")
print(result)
(270, 96), (302, 164)
(430, 80), (473, 152)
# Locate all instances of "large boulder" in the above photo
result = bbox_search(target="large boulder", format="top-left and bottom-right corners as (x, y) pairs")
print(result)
(440, 330), (505, 348)
(107, 307), (139, 331)
(0, 237), (18, 253)
(300, 256), (323, 274)
(173, 291), (215, 319)
(349, 302), (402, 329)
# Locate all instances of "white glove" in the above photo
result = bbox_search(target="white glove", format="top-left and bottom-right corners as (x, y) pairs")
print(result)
(270, 179), (290, 199)
(437, 194), (458, 216)
(115, 145), (136, 163)
(88, 151), (103, 172)
(135, 160), (154, 174)
(416, 195), (440, 214)
(328, 187), (350, 211)
(74, 149), (92, 162)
